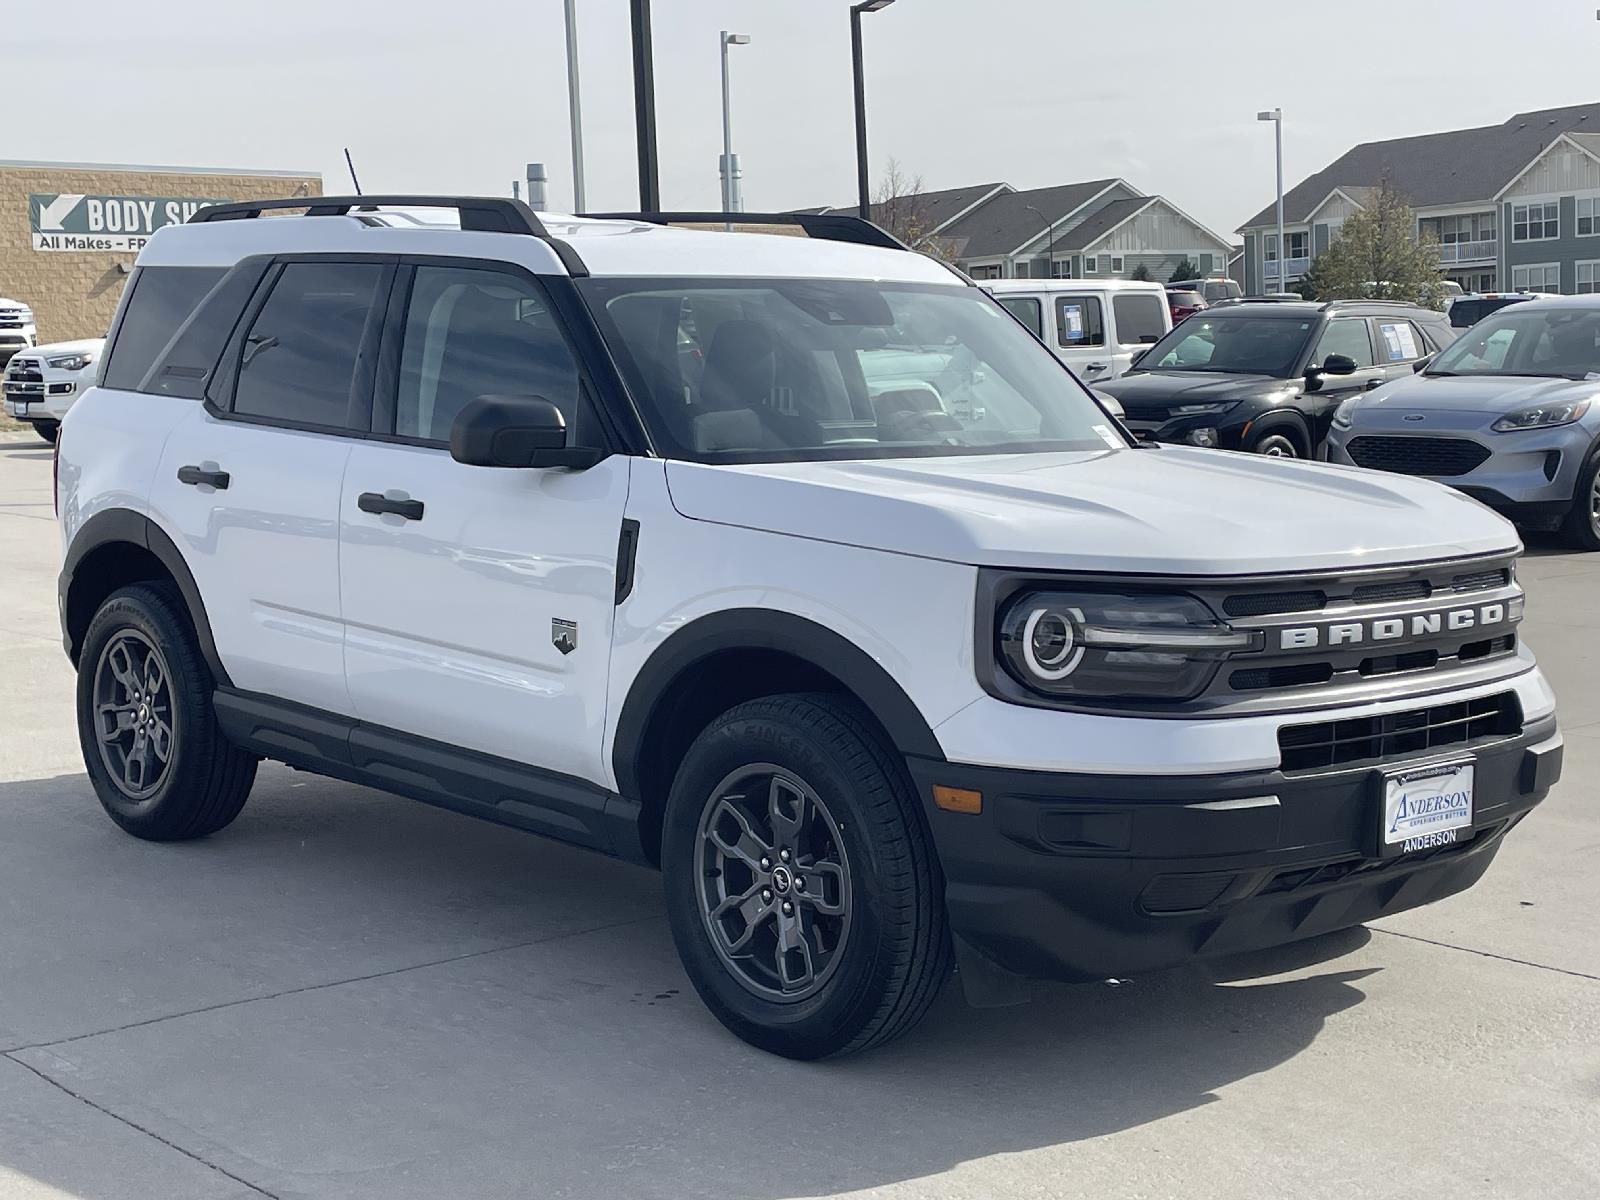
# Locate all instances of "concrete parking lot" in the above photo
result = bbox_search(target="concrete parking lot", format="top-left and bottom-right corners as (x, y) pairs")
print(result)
(0, 435), (1596, 1200)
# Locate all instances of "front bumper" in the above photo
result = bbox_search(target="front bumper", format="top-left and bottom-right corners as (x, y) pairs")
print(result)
(4, 383), (79, 423)
(910, 713), (1560, 982)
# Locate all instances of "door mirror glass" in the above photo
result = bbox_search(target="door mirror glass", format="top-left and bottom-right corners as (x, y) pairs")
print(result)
(449, 394), (602, 469)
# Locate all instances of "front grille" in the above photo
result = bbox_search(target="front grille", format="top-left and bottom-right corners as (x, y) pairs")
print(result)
(1277, 691), (1521, 771)
(1352, 579), (1431, 604)
(1256, 823), (1504, 896)
(8, 369), (42, 384)
(1222, 590), (1326, 618)
(1452, 568), (1510, 592)
(1359, 649), (1439, 676)
(1231, 662), (1334, 691)
(1346, 435), (1492, 478)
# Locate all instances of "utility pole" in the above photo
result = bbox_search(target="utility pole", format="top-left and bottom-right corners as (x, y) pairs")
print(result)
(1258, 108), (1284, 294)
(720, 31), (752, 226)
(851, 1), (898, 219)
(563, 0), (586, 212)
(631, 0), (661, 211)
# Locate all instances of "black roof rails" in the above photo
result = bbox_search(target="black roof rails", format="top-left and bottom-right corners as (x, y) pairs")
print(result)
(187, 195), (588, 276)
(577, 210), (910, 251)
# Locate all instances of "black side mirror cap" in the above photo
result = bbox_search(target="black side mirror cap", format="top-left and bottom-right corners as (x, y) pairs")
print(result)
(1412, 355), (1433, 373)
(1321, 353), (1358, 376)
(449, 395), (603, 469)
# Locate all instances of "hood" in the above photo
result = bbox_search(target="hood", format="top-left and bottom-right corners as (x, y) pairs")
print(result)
(1097, 371), (1297, 413)
(1357, 370), (1600, 415)
(21, 337), (105, 358)
(664, 448), (1517, 576)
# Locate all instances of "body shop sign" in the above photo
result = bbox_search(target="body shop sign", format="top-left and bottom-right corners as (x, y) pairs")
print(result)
(29, 194), (224, 251)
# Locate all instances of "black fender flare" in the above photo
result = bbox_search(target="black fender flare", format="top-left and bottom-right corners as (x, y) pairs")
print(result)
(610, 608), (945, 800)
(60, 508), (230, 685)
(1244, 409), (1313, 455)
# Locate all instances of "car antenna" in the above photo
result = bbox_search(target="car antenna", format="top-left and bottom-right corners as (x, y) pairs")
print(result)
(343, 148), (363, 196)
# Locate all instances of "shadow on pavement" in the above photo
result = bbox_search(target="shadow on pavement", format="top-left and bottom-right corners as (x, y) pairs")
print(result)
(0, 768), (1377, 1199)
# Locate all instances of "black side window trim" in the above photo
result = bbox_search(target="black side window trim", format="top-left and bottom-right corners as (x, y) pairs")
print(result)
(209, 253), (398, 439)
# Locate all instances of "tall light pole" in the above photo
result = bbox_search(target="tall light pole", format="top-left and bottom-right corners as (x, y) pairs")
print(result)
(1257, 108), (1283, 294)
(630, 0), (660, 211)
(563, 0), (586, 212)
(851, 0), (896, 220)
(720, 31), (752, 225)
(1025, 204), (1055, 280)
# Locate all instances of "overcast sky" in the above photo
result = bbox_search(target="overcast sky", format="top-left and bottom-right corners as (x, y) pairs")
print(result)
(14, 0), (1600, 237)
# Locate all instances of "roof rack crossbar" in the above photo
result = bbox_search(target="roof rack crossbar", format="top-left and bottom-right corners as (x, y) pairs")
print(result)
(577, 210), (910, 251)
(187, 195), (589, 276)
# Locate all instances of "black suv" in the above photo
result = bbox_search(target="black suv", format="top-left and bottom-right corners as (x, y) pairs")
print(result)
(1098, 300), (1457, 458)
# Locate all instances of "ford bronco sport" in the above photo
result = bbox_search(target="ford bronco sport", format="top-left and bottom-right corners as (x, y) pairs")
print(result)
(55, 196), (1562, 1059)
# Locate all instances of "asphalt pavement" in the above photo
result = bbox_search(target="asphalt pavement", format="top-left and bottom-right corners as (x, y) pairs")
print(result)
(0, 436), (1596, 1200)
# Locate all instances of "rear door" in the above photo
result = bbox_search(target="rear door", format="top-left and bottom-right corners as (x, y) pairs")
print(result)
(149, 257), (393, 714)
(338, 261), (628, 785)
(1371, 315), (1436, 378)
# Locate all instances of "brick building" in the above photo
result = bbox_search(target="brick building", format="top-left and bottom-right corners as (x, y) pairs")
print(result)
(0, 160), (321, 343)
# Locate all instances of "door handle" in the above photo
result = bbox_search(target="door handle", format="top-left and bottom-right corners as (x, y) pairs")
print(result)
(1086, 362), (1107, 372)
(358, 491), (424, 521)
(176, 464), (230, 490)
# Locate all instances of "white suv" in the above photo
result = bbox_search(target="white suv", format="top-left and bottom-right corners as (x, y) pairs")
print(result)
(4, 337), (104, 442)
(55, 196), (1562, 1058)
(0, 296), (38, 362)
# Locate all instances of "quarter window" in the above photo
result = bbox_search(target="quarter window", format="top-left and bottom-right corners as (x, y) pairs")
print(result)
(232, 261), (386, 429)
(394, 266), (582, 443)
(1110, 292), (1166, 346)
(1374, 320), (1424, 362)
(1511, 202), (1559, 242)
(997, 296), (1043, 339)
(102, 267), (227, 392)
(1056, 296), (1105, 347)
(1312, 318), (1374, 368)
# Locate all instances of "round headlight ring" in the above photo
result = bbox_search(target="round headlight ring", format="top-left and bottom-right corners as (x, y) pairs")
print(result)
(1021, 605), (1085, 680)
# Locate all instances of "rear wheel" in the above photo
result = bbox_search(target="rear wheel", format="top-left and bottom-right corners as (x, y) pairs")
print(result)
(33, 421), (57, 444)
(661, 694), (950, 1059)
(77, 583), (258, 840)
(1561, 449), (1600, 551)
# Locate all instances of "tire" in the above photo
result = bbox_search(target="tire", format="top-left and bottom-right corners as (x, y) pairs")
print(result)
(33, 421), (58, 444)
(1250, 430), (1300, 458)
(1561, 448), (1600, 551)
(76, 583), (258, 840)
(661, 693), (950, 1059)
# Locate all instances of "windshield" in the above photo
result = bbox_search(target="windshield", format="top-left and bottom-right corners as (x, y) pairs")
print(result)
(1133, 314), (1315, 376)
(1428, 306), (1600, 378)
(578, 277), (1125, 462)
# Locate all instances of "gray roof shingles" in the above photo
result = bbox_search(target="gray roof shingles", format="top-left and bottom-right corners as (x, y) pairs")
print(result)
(1239, 103), (1600, 230)
(939, 178), (1124, 257)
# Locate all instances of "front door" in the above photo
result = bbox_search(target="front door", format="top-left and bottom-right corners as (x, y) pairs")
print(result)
(1304, 316), (1386, 445)
(339, 262), (628, 787)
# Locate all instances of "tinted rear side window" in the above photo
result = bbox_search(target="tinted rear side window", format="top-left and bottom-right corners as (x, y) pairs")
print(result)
(997, 296), (1043, 338)
(139, 260), (270, 399)
(102, 267), (227, 391)
(1111, 293), (1167, 345)
(232, 261), (386, 429)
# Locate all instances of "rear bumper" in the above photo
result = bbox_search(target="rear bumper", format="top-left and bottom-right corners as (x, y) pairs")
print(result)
(910, 714), (1560, 982)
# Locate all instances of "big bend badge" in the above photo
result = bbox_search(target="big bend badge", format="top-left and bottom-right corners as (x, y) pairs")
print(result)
(552, 618), (578, 656)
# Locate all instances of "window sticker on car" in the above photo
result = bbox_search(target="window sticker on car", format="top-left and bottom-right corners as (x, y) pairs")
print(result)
(1379, 321), (1419, 362)
(1091, 423), (1121, 448)
(1060, 304), (1085, 340)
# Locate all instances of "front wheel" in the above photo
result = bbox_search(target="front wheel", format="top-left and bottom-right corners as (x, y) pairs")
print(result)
(33, 421), (58, 444)
(661, 694), (950, 1059)
(1250, 430), (1300, 458)
(1561, 449), (1600, 551)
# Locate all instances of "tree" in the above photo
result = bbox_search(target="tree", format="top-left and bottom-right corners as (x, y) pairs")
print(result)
(1291, 254), (1333, 301)
(1129, 263), (1152, 282)
(1169, 258), (1200, 282)
(1307, 181), (1445, 308)
(872, 159), (960, 263)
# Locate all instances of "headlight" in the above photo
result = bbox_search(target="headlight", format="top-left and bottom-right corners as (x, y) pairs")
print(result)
(997, 590), (1261, 702)
(1331, 397), (1360, 429)
(46, 353), (95, 370)
(1491, 399), (1591, 432)
(1171, 401), (1238, 416)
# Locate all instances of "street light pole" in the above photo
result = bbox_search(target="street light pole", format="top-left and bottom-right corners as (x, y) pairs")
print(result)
(563, 0), (586, 213)
(1025, 204), (1055, 280)
(851, 0), (896, 220)
(1257, 108), (1283, 294)
(720, 31), (752, 226)
(630, 0), (660, 211)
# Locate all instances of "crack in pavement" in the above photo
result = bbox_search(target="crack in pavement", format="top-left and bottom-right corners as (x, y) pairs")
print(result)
(3, 1052), (280, 1198)
(1371, 926), (1600, 982)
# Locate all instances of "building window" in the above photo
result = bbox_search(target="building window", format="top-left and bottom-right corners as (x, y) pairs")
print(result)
(1050, 260), (1071, 279)
(1577, 261), (1600, 293)
(1579, 197), (1600, 237)
(1084, 256), (1098, 274)
(1512, 202), (1559, 242)
(1511, 263), (1561, 293)
(1284, 231), (1308, 258)
(1012, 261), (1031, 279)
(1264, 234), (1278, 262)
(1109, 256), (1124, 273)
(968, 263), (1002, 280)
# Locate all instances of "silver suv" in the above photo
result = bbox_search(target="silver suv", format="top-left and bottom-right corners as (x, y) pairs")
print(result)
(1326, 296), (1600, 550)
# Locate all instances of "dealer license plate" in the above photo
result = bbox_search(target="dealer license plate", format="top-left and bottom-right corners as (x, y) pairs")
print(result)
(6, 401), (26, 416)
(1381, 759), (1474, 856)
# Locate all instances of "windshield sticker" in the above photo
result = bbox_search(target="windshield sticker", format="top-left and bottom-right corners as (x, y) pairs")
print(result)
(1379, 322), (1419, 362)
(1092, 423), (1121, 448)
(1060, 304), (1085, 340)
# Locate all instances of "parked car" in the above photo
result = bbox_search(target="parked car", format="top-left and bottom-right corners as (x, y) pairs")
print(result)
(1448, 292), (1536, 329)
(1097, 299), (1456, 458)
(3, 337), (104, 442)
(986, 278), (1171, 382)
(56, 196), (1559, 1059)
(1326, 295), (1600, 549)
(1166, 276), (1242, 304)
(0, 297), (38, 365)
(1167, 288), (1207, 325)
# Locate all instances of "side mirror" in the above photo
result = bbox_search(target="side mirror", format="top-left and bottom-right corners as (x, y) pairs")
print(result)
(1412, 355), (1433, 374)
(1130, 348), (1148, 368)
(1321, 353), (1358, 376)
(449, 395), (603, 469)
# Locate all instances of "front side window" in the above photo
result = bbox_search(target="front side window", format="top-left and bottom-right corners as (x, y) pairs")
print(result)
(394, 265), (582, 443)
(1055, 296), (1105, 347)
(1429, 306), (1600, 378)
(1512, 202), (1559, 242)
(1110, 292), (1166, 346)
(579, 277), (1122, 463)
(232, 261), (385, 428)
(997, 295), (1043, 338)
(1140, 315), (1315, 376)
(1312, 318), (1375, 368)
(102, 267), (227, 391)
